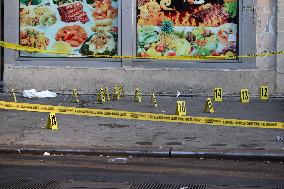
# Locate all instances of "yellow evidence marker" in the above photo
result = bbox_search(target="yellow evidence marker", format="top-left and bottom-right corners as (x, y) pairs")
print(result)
(46, 112), (58, 130)
(204, 98), (214, 113)
(71, 89), (80, 103)
(260, 86), (268, 100)
(150, 93), (158, 107)
(104, 87), (111, 101)
(240, 89), (249, 103)
(98, 88), (106, 104)
(134, 88), (142, 102)
(10, 89), (17, 102)
(112, 85), (120, 100)
(119, 84), (125, 97)
(176, 101), (186, 116)
(214, 88), (222, 102)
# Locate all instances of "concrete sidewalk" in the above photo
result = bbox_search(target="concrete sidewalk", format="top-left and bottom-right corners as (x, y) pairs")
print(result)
(0, 93), (284, 159)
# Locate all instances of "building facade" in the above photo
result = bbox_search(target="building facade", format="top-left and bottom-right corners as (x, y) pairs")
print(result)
(1, 0), (283, 96)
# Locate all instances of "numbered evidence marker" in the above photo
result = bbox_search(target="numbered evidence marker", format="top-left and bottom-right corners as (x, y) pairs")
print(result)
(71, 89), (80, 103)
(119, 84), (125, 97)
(10, 89), (17, 102)
(46, 113), (58, 130)
(150, 93), (158, 107)
(260, 86), (268, 100)
(112, 85), (120, 100)
(97, 88), (106, 104)
(176, 101), (186, 116)
(240, 89), (249, 103)
(104, 87), (111, 101)
(204, 98), (214, 114)
(134, 88), (142, 102)
(214, 88), (222, 102)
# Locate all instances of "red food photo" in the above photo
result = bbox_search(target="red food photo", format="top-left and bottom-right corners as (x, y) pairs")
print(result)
(55, 25), (88, 47)
(58, 2), (89, 24)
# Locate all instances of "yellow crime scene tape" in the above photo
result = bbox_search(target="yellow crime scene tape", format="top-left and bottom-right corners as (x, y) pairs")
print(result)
(0, 100), (283, 129)
(1, 40), (284, 60)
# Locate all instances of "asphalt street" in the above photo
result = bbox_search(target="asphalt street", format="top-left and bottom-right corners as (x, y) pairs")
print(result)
(0, 154), (284, 189)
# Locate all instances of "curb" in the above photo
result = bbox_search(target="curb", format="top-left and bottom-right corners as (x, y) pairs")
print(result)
(0, 148), (283, 161)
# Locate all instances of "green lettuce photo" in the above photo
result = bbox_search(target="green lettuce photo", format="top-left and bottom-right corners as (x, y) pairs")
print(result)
(20, 0), (43, 5)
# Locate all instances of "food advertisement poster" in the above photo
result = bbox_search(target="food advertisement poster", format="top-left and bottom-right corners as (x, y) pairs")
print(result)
(19, 0), (119, 58)
(137, 0), (238, 59)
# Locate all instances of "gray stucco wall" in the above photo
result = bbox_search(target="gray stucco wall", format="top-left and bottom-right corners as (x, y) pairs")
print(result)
(3, 67), (276, 96)
(277, 0), (284, 94)
(2, 0), (282, 96)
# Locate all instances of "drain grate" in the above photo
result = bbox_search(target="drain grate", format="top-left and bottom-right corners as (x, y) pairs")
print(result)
(0, 177), (62, 189)
(128, 183), (206, 189)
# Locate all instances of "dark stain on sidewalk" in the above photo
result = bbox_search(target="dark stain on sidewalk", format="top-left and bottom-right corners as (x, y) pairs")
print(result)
(183, 137), (199, 141)
(239, 144), (259, 148)
(166, 142), (182, 145)
(212, 144), (227, 147)
(136, 141), (153, 145)
(99, 123), (128, 128)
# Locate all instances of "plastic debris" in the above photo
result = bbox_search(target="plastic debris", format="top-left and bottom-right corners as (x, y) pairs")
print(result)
(23, 89), (57, 98)
(277, 136), (283, 142)
(43, 152), (50, 156)
(108, 158), (128, 164)
(176, 91), (181, 97)
(17, 149), (21, 154)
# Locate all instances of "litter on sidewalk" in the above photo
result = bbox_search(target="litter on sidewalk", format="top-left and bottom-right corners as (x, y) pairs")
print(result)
(43, 152), (50, 156)
(108, 158), (128, 164)
(23, 89), (57, 98)
(276, 136), (283, 142)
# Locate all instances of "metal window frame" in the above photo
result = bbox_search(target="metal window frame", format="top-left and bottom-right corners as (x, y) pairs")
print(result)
(0, 0), (4, 84)
(123, 0), (256, 69)
(4, 0), (122, 68)
(4, 0), (256, 70)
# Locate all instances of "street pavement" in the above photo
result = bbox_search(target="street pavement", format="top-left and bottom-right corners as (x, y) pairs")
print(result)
(0, 93), (284, 158)
(0, 154), (284, 188)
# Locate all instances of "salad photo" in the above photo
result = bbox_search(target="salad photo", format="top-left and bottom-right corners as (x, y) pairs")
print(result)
(19, 0), (119, 57)
(137, 0), (238, 59)
(20, 28), (50, 50)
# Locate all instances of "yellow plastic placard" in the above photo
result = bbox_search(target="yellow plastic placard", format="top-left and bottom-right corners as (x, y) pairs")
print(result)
(71, 89), (80, 103)
(240, 89), (249, 103)
(46, 112), (58, 130)
(98, 88), (106, 104)
(150, 93), (157, 107)
(176, 101), (186, 116)
(119, 84), (125, 97)
(134, 88), (142, 103)
(204, 98), (214, 114)
(214, 88), (222, 102)
(260, 86), (268, 100)
(10, 89), (17, 103)
(112, 85), (120, 100)
(104, 87), (111, 101)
